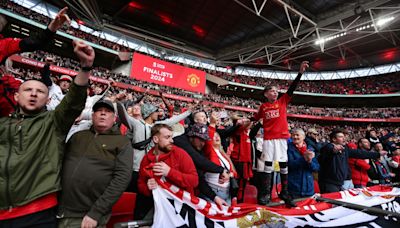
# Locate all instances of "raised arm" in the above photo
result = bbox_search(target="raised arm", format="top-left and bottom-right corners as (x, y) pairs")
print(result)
(286, 61), (309, 96)
(348, 149), (380, 160)
(116, 101), (141, 130)
(157, 110), (191, 126)
(249, 122), (262, 140)
(39, 62), (52, 86)
(20, 7), (71, 52)
(53, 40), (94, 134)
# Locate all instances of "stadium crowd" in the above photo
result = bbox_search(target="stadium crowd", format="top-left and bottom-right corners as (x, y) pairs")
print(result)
(4, 0), (400, 96)
(216, 71), (400, 95)
(8, 51), (400, 119)
(1, 0), (130, 52)
(1, 5), (400, 228)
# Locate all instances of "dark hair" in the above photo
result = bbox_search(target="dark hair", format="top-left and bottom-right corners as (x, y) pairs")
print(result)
(151, 124), (173, 138)
(357, 138), (368, 147)
(329, 128), (345, 141)
(263, 85), (277, 93)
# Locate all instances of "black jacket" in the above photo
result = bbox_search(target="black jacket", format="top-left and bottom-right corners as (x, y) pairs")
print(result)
(305, 136), (323, 157)
(318, 143), (380, 186)
(216, 124), (239, 152)
(250, 122), (262, 170)
(173, 134), (224, 200)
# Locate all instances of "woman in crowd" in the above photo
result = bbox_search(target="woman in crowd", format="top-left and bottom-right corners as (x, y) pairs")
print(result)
(203, 132), (237, 205)
(287, 128), (320, 198)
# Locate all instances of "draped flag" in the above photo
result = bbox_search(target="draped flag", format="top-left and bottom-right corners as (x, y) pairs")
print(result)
(151, 180), (400, 228)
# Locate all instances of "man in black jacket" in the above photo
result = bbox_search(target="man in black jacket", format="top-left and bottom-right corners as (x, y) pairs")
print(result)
(173, 123), (230, 208)
(318, 128), (387, 193)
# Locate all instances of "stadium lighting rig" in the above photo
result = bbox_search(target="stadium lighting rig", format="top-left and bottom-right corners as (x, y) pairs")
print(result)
(315, 16), (395, 45)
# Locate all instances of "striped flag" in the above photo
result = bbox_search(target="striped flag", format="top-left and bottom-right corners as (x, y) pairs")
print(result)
(151, 180), (400, 228)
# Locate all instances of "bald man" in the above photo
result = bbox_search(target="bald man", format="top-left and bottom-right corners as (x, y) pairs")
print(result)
(0, 40), (95, 227)
(0, 7), (71, 117)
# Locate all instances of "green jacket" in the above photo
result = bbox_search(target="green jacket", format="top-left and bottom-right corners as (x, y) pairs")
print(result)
(59, 125), (133, 222)
(0, 83), (87, 210)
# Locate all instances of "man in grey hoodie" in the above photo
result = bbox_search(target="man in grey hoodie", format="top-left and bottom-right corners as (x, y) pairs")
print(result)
(117, 102), (195, 192)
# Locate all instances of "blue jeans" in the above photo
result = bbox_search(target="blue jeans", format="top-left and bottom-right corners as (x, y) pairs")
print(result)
(342, 179), (354, 190)
(203, 184), (231, 205)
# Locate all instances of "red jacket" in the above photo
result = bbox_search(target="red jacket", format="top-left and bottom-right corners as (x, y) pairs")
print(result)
(204, 143), (237, 178)
(138, 145), (198, 196)
(0, 37), (22, 117)
(0, 36), (22, 62)
(349, 158), (371, 186)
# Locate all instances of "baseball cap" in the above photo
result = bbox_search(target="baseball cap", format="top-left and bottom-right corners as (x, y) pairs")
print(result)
(59, 75), (73, 82)
(92, 100), (115, 113)
(187, 123), (210, 141)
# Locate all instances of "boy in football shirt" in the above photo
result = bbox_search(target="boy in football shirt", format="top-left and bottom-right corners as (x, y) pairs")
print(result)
(253, 61), (309, 206)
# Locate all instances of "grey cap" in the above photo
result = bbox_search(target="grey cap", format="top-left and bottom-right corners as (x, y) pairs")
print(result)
(141, 103), (158, 119)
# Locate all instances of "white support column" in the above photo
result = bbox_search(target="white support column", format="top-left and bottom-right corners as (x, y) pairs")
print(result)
(284, 5), (304, 38)
(242, 46), (264, 63)
(315, 28), (324, 53)
(276, 0), (317, 26)
(369, 9), (379, 32)
(338, 45), (346, 60)
(265, 47), (273, 65)
(251, 0), (268, 16)
(239, 54), (244, 64)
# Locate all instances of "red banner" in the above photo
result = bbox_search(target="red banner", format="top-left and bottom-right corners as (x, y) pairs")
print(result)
(10, 55), (105, 83)
(130, 52), (206, 93)
(10, 54), (400, 123)
(10, 55), (79, 76)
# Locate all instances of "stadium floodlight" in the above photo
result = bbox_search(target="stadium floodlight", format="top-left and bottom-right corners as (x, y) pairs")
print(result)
(315, 32), (347, 45)
(376, 16), (395, 27)
(355, 23), (374, 32)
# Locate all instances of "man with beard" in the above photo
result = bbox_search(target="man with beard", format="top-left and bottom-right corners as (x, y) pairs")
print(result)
(137, 124), (198, 219)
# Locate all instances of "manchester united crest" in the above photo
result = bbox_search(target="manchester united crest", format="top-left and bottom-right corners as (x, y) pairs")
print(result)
(187, 74), (200, 87)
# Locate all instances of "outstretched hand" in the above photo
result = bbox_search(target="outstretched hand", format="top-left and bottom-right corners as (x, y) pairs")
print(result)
(48, 7), (71, 32)
(299, 61), (309, 74)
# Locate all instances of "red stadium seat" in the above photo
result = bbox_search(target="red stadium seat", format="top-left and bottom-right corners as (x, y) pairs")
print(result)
(106, 192), (136, 228)
(314, 180), (320, 193)
(243, 184), (258, 204)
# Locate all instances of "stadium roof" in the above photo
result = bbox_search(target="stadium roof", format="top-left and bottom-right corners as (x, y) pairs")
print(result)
(29, 0), (400, 71)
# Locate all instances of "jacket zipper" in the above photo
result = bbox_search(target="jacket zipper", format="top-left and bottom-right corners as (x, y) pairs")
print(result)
(18, 125), (22, 151)
(69, 132), (98, 178)
(5, 118), (19, 210)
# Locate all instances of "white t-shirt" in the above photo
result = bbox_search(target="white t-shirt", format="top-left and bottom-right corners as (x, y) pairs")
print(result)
(47, 83), (64, 111)
(205, 149), (230, 189)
